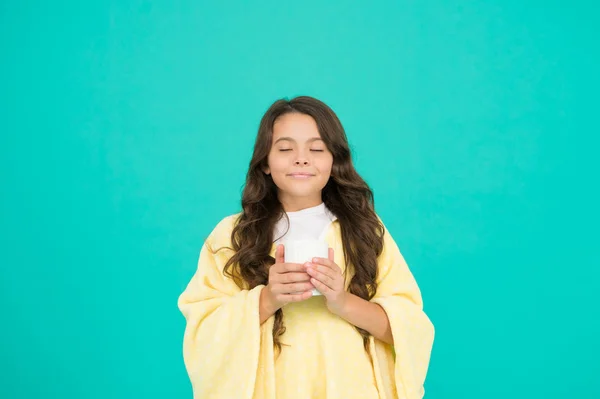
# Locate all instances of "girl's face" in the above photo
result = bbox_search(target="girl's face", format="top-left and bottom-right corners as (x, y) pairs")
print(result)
(264, 112), (333, 211)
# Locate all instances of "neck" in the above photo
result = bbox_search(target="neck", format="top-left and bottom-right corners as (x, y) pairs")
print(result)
(278, 194), (323, 212)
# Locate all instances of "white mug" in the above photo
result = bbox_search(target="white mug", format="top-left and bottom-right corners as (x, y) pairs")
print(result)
(284, 239), (329, 296)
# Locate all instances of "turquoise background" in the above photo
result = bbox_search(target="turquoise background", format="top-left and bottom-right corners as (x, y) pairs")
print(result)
(1, 1), (598, 398)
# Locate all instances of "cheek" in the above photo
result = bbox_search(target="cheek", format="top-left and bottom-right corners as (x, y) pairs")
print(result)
(317, 156), (334, 176)
(267, 153), (288, 174)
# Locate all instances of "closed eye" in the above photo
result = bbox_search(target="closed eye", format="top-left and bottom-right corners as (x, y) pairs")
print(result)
(310, 149), (324, 152)
(279, 149), (293, 152)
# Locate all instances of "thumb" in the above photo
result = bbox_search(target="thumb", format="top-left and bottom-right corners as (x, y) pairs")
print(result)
(328, 247), (334, 262)
(275, 244), (285, 264)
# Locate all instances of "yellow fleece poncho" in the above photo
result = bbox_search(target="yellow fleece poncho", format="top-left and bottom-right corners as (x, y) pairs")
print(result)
(177, 214), (434, 398)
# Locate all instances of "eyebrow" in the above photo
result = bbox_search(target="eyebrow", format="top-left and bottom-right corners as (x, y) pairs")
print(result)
(273, 137), (323, 144)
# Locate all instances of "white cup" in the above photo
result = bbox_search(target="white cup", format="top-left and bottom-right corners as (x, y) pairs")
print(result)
(284, 239), (329, 296)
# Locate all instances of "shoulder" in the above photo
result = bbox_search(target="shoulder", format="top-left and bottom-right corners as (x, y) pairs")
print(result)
(374, 213), (390, 237)
(206, 212), (242, 246)
(212, 212), (242, 234)
(374, 213), (400, 251)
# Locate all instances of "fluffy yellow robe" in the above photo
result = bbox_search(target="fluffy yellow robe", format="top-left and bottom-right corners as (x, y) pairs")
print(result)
(177, 214), (434, 398)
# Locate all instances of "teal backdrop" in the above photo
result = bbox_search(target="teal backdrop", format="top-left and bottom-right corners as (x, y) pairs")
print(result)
(1, 1), (598, 398)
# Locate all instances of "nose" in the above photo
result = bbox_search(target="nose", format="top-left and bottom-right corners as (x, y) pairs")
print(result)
(294, 148), (311, 166)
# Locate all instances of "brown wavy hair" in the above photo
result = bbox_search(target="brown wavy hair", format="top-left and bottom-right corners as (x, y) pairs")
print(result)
(221, 96), (385, 354)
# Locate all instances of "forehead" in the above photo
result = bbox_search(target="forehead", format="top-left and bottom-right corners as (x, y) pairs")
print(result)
(272, 113), (321, 140)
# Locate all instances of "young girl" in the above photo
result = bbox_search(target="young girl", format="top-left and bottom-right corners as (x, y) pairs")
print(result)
(177, 96), (434, 399)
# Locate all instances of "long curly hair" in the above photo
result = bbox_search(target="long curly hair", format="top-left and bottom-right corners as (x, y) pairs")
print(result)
(220, 96), (385, 353)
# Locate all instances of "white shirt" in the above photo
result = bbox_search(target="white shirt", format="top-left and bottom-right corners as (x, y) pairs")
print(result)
(273, 202), (337, 245)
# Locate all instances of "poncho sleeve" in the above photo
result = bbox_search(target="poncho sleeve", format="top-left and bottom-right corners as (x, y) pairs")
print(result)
(177, 216), (276, 399)
(369, 223), (435, 399)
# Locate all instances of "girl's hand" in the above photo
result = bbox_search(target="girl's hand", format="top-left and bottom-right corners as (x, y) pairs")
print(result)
(306, 248), (348, 315)
(263, 244), (315, 312)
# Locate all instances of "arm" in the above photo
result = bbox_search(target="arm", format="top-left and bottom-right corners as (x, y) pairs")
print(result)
(307, 223), (435, 399)
(259, 287), (278, 324)
(335, 293), (394, 345)
(306, 248), (394, 344)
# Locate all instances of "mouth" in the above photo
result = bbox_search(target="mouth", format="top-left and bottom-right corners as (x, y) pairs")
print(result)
(288, 173), (315, 179)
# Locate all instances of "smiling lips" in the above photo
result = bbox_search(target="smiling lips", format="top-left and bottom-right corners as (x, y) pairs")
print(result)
(288, 173), (315, 179)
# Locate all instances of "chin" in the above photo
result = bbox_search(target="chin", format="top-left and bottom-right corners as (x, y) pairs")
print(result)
(281, 186), (322, 198)
(288, 190), (319, 197)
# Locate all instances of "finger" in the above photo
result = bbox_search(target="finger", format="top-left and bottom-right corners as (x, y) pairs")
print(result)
(307, 263), (337, 280)
(275, 244), (285, 264)
(280, 272), (311, 283)
(311, 257), (334, 267)
(279, 262), (309, 273)
(311, 257), (342, 274)
(310, 277), (331, 294)
(306, 266), (335, 288)
(276, 282), (314, 294)
(278, 290), (313, 303)
(271, 272), (310, 284)
(328, 247), (334, 262)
